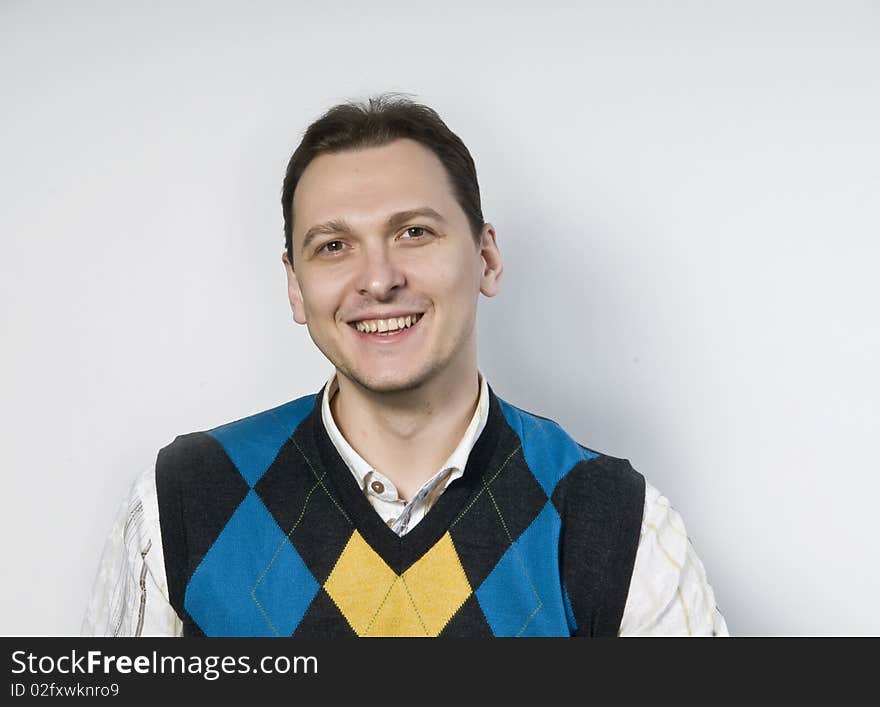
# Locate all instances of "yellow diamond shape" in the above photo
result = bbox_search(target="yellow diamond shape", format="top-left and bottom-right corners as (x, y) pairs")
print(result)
(366, 578), (426, 636)
(324, 530), (472, 636)
(399, 532), (472, 635)
(324, 530), (397, 635)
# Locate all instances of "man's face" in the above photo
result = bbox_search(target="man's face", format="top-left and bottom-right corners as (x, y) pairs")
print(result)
(282, 137), (502, 395)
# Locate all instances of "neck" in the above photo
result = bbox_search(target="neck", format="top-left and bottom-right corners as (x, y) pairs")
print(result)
(329, 360), (481, 498)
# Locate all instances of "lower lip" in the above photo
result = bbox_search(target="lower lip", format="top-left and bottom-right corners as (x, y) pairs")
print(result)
(349, 315), (424, 343)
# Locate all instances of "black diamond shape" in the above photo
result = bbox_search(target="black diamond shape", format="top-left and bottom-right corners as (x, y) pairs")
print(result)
(437, 593), (494, 637)
(254, 426), (354, 584)
(448, 441), (549, 590)
(156, 431), (250, 612)
(291, 588), (358, 637)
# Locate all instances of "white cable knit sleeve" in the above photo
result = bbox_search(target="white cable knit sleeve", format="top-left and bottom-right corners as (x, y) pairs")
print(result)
(618, 481), (729, 637)
(81, 465), (183, 637)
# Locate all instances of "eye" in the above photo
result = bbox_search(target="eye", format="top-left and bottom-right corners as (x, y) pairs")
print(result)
(401, 226), (432, 239)
(317, 240), (345, 255)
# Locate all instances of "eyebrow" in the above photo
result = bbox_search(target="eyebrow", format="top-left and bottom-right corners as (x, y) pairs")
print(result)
(300, 207), (447, 255)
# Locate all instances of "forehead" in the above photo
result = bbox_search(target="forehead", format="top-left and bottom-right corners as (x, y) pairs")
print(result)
(292, 138), (459, 236)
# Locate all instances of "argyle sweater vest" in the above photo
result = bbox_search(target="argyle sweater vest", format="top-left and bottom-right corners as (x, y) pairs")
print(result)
(155, 381), (646, 637)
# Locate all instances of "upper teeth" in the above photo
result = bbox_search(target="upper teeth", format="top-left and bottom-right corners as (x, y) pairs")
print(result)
(355, 313), (423, 333)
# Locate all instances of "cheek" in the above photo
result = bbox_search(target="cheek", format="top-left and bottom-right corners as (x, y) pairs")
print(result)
(299, 279), (338, 318)
(421, 251), (480, 292)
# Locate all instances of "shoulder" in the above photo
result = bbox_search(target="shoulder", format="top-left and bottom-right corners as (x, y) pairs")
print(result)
(493, 394), (645, 505)
(634, 480), (690, 571)
(553, 452), (647, 548)
(101, 464), (157, 556)
(620, 481), (729, 636)
(155, 392), (319, 488)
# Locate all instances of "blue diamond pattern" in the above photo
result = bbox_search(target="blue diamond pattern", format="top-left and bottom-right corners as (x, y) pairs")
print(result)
(185, 490), (319, 636)
(474, 501), (570, 636)
(208, 395), (316, 487)
(498, 398), (599, 497)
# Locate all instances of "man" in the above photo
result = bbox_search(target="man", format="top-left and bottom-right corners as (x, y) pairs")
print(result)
(83, 93), (728, 637)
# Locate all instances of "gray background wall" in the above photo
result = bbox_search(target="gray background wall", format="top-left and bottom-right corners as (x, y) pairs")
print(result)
(2, 0), (877, 635)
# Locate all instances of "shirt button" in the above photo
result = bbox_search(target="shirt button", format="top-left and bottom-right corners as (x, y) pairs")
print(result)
(370, 480), (385, 494)
(386, 517), (397, 526)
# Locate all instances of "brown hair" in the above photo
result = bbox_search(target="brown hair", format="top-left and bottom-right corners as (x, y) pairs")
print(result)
(281, 92), (485, 268)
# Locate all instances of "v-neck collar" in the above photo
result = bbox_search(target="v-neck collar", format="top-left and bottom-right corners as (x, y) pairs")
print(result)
(310, 380), (506, 574)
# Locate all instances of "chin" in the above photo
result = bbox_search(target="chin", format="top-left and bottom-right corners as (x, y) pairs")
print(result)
(341, 364), (436, 395)
(356, 374), (425, 394)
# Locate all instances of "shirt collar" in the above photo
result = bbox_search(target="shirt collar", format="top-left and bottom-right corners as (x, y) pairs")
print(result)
(320, 368), (490, 493)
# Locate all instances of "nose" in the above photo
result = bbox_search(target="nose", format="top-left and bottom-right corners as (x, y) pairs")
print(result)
(355, 242), (406, 300)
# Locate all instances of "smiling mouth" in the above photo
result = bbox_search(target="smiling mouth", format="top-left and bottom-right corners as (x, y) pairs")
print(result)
(348, 312), (425, 337)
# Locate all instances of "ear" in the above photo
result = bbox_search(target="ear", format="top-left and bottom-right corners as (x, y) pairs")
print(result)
(281, 251), (308, 325)
(477, 223), (503, 297)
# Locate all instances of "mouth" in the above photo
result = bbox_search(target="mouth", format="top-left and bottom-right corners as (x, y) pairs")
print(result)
(347, 312), (425, 341)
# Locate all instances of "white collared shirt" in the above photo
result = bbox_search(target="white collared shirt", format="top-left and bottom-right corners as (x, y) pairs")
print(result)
(82, 371), (729, 637)
(321, 368), (489, 536)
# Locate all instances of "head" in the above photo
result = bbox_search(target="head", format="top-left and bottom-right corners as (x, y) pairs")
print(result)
(280, 93), (503, 395)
